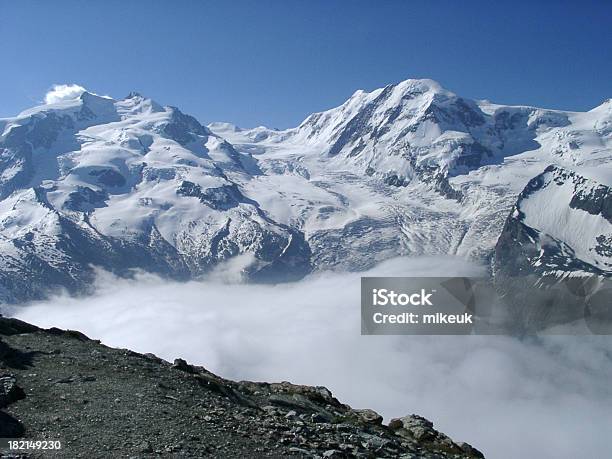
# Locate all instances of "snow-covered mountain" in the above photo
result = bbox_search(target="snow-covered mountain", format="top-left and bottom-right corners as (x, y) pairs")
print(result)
(1, 79), (611, 305)
(493, 165), (612, 331)
(496, 165), (612, 278)
(0, 91), (310, 301)
(212, 80), (612, 272)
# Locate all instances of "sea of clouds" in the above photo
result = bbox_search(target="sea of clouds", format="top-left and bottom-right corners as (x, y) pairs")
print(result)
(11, 256), (612, 459)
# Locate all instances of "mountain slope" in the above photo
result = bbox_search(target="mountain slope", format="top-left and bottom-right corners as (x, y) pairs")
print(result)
(0, 316), (484, 458)
(0, 92), (311, 301)
(493, 165), (612, 331)
(495, 165), (612, 278)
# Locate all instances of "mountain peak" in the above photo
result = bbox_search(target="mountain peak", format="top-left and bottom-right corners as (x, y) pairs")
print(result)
(393, 77), (446, 94)
(125, 91), (144, 99)
(343, 78), (449, 108)
(351, 78), (447, 97)
(590, 98), (612, 113)
(208, 122), (242, 133)
(78, 90), (115, 107)
(291, 76), (484, 178)
(114, 92), (164, 116)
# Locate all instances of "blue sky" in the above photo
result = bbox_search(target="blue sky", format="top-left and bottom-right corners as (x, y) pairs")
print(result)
(1, 0), (611, 128)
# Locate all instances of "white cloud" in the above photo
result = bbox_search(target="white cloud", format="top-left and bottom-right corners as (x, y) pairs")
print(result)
(44, 84), (87, 104)
(9, 256), (612, 459)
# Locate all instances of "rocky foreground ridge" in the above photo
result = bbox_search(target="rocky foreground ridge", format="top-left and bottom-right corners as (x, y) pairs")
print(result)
(0, 316), (483, 458)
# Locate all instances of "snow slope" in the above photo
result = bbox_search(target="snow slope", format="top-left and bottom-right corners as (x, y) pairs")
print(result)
(493, 165), (612, 331)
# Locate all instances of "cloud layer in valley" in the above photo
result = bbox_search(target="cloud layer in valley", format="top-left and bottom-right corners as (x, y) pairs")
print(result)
(11, 256), (612, 459)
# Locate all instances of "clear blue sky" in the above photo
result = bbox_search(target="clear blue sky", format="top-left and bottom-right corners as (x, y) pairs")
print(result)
(1, 0), (611, 128)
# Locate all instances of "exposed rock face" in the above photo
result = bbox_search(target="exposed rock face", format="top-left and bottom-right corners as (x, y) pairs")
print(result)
(0, 375), (25, 409)
(0, 316), (484, 458)
(494, 165), (612, 332)
(388, 415), (481, 457)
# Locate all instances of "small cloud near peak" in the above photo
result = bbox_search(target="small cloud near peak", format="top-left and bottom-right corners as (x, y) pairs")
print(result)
(44, 84), (87, 104)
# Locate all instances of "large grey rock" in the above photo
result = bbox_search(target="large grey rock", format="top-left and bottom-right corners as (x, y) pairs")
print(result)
(0, 375), (25, 408)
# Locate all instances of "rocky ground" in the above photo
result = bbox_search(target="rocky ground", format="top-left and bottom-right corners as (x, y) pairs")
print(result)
(0, 316), (484, 458)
